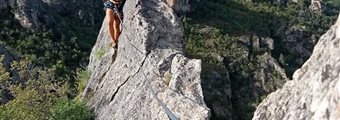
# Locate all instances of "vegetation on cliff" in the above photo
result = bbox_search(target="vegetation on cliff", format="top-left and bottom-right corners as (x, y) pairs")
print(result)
(184, 0), (338, 119)
(0, 6), (101, 119)
(0, 0), (338, 119)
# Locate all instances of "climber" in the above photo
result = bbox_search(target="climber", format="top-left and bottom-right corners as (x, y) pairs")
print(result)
(104, 0), (124, 48)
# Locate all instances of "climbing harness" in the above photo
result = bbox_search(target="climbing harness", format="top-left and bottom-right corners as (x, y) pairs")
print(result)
(110, 3), (179, 119)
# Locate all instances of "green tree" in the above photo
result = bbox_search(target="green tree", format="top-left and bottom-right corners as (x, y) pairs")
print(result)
(49, 100), (94, 120)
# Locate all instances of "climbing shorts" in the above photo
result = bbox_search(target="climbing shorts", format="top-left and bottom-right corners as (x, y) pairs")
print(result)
(103, 1), (123, 13)
(104, 1), (114, 9)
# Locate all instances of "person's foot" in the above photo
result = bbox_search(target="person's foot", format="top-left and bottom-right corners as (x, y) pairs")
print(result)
(112, 42), (117, 48)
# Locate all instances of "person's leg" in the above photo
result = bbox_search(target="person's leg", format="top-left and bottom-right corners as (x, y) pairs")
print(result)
(113, 14), (121, 43)
(106, 9), (116, 47)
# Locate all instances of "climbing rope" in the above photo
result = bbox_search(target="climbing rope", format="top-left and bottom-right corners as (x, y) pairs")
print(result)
(142, 71), (179, 120)
(112, 4), (179, 120)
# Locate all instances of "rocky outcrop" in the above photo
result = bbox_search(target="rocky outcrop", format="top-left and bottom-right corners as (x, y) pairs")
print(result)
(166, 0), (190, 17)
(309, 0), (322, 12)
(182, 24), (289, 119)
(255, 53), (288, 92)
(281, 29), (314, 64)
(83, 0), (210, 119)
(0, 45), (15, 72)
(0, 0), (101, 30)
(229, 35), (289, 120)
(0, 44), (20, 81)
(0, 44), (19, 104)
(253, 14), (340, 120)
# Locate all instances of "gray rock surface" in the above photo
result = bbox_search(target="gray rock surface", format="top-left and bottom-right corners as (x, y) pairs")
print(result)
(283, 29), (313, 60)
(309, 0), (322, 12)
(255, 53), (288, 92)
(83, 0), (210, 119)
(253, 14), (340, 120)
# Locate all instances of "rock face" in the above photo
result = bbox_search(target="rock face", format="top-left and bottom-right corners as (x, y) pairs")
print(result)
(184, 24), (289, 119)
(0, 45), (20, 81)
(253, 14), (340, 120)
(309, 0), (322, 12)
(166, 0), (190, 17)
(229, 35), (289, 120)
(0, 45), (15, 72)
(0, 0), (101, 30)
(83, 0), (210, 119)
(0, 44), (19, 104)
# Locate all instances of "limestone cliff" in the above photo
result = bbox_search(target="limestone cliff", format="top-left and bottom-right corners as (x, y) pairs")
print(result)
(82, 0), (210, 119)
(253, 14), (340, 120)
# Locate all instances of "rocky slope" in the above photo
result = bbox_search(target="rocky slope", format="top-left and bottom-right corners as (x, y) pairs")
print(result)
(0, 45), (16, 75)
(184, 24), (290, 119)
(82, 0), (210, 119)
(253, 14), (340, 120)
(0, 44), (18, 104)
(0, 0), (101, 30)
(0, 45), (20, 82)
(184, 1), (339, 119)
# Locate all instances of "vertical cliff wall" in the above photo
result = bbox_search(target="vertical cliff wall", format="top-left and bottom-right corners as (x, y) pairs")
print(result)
(253, 14), (340, 120)
(83, 0), (210, 119)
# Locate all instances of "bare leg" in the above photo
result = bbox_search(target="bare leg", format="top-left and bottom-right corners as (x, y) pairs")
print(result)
(113, 13), (121, 43)
(106, 9), (117, 47)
